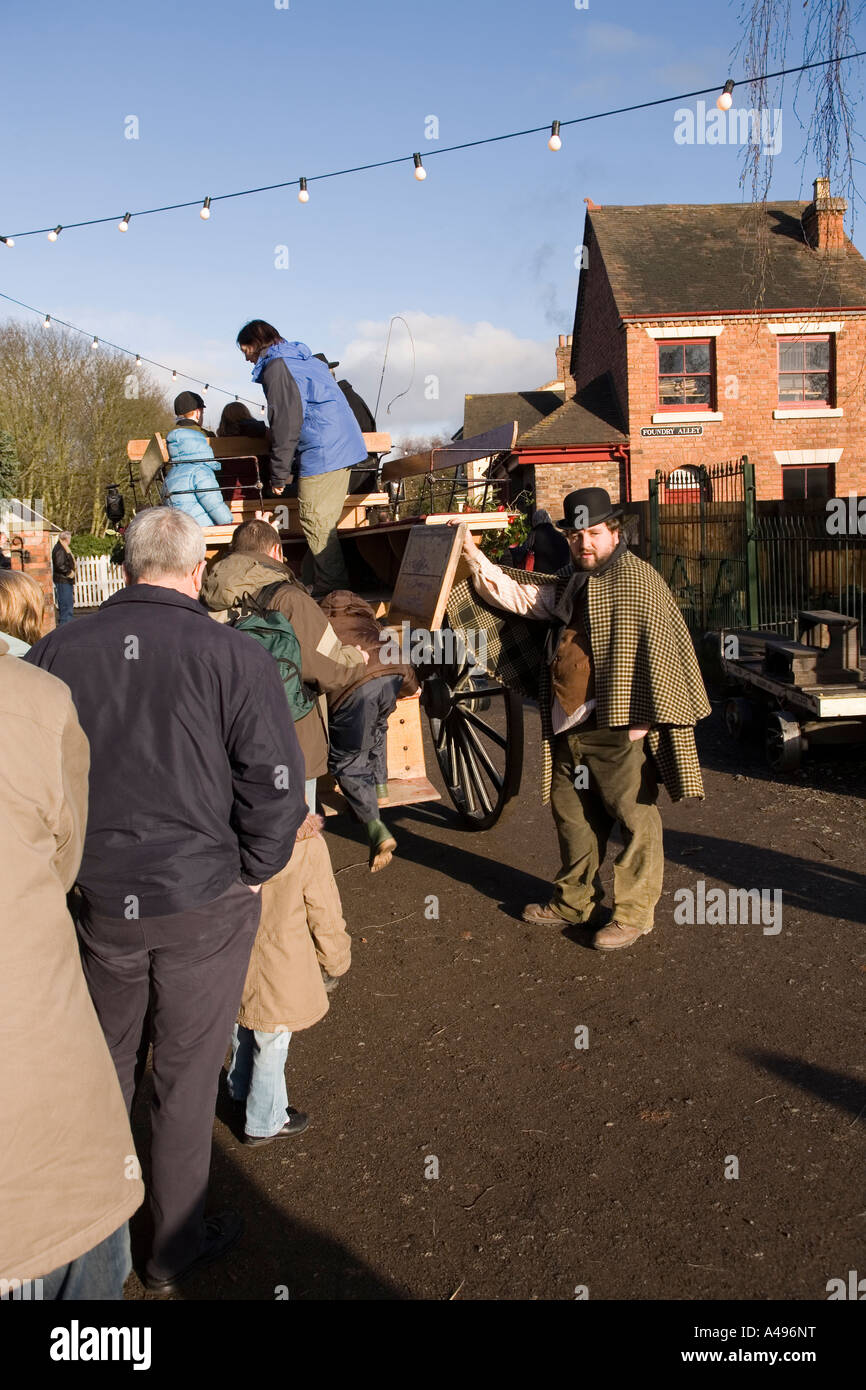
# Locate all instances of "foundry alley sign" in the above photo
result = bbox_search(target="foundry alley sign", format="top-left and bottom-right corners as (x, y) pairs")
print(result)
(640, 425), (704, 437)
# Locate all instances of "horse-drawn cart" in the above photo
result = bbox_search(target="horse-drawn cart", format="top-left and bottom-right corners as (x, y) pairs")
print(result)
(126, 423), (525, 828)
(718, 610), (866, 770)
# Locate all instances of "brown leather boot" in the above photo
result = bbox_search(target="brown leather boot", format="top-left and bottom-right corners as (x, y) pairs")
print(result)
(593, 920), (653, 951)
(522, 901), (571, 925)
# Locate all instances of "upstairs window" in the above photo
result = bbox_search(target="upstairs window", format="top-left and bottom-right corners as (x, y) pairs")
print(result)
(778, 336), (833, 406)
(657, 341), (714, 409)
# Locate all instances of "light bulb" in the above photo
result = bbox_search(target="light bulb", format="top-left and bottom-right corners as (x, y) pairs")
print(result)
(548, 120), (562, 152)
(91, 337), (99, 350)
(298, 177), (309, 203)
(261, 404), (266, 413)
(135, 355), (142, 366)
(48, 225), (62, 242)
(200, 196), (211, 220)
(0, 236), (13, 248)
(118, 212), (131, 232)
(203, 384), (209, 393)
(413, 153), (426, 181)
(44, 315), (51, 327)
(172, 371), (177, 381)
(717, 80), (735, 111)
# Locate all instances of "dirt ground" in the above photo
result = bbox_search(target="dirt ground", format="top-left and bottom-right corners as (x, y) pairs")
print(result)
(126, 697), (866, 1302)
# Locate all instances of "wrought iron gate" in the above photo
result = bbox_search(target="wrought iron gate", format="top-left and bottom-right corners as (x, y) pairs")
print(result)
(648, 456), (757, 638)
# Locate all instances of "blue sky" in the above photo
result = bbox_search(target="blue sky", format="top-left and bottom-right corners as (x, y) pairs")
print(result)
(1, 0), (862, 439)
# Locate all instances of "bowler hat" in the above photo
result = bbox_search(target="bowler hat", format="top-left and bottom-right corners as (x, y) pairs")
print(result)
(556, 487), (622, 530)
(174, 390), (205, 415)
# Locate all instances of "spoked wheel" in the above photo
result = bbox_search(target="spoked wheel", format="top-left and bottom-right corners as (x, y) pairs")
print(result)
(765, 710), (805, 772)
(422, 655), (524, 830)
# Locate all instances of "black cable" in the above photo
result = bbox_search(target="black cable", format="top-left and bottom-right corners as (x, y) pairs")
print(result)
(4, 50), (863, 240)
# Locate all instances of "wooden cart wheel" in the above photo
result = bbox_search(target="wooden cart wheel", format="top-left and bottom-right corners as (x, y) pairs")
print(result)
(765, 711), (804, 772)
(422, 662), (524, 829)
(724, 696), (753, 741)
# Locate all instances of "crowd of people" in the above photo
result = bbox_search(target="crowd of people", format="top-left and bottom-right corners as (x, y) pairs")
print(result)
(0, 497), (417, 1298)
(1, 394), (710, 1301)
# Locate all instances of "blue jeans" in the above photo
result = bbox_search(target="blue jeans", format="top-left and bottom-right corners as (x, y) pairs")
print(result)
(39, 1223), (130, 1301)
(227, 1024), (292, 1138)
(54, 582), (74, 626)
(327, 674), (404, 822)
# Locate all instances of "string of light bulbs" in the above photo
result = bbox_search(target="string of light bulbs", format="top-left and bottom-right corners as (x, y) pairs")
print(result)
(0, 289), (267, 412)
(1, 51), (863, 247)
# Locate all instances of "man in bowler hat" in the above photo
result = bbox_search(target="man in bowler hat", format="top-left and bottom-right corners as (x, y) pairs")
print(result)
(460, 487), (709, 950)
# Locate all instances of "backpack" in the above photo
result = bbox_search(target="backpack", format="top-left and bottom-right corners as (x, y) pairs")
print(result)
(230, 581), (316, 723)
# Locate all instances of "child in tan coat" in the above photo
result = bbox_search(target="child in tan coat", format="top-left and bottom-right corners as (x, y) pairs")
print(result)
(226, 819), (351, 1146)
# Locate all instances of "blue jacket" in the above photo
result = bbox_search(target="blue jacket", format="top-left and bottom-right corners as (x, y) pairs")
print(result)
(252, 341), (367, 482)
(162, 427), (233, 526)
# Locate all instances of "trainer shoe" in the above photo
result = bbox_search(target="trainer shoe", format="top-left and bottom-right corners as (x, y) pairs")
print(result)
(592, 920), (653, 951)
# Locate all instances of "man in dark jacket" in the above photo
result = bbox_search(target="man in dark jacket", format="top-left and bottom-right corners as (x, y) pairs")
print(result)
(337, 378), (380, 495)
(51, 531), (76, 625)
(26, 506), (306, 1292)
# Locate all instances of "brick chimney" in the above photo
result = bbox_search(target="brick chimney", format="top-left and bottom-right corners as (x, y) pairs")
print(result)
(555, 333), (576, 398)
(802, 176), (847, 253)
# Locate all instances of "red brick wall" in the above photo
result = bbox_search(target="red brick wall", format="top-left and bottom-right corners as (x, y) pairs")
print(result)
(624, 317), (866, 499)
(3, 530), (55, 633)
(526, 456), (624, 518)
(571, 218), (629, 427)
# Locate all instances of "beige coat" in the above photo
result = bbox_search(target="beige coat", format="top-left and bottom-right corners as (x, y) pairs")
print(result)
(0, 639), (144, 1283)
(238, 831), (351, 1033)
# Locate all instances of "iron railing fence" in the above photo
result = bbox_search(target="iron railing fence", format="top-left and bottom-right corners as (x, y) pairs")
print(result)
(649, 457), (756, 639)
(753, 505), (866, 648)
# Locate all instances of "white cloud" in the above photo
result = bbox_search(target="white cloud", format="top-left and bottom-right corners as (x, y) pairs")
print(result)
(337, 311), (555, 440)
(584, 22), (660, 56)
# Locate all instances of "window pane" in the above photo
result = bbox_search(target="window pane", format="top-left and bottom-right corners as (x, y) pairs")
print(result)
(804, 373), (830, 402)
(779, 342), (804, 371)
(782, 468), (806, 500)
(659, 376), (686, 404)
(683, 343), (710, 373)
(658, 345), (683, 375)
(684, 375), (711, 404)
(779, 373), (803, 402)
(805, 340), (830, 369)
(805, 467), (830, 499)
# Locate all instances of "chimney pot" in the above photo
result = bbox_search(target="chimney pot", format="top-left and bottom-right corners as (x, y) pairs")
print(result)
(803, 176), (847, 253)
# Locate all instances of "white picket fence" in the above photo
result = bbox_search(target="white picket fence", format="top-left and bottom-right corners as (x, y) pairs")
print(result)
(73, 555), (126, 609)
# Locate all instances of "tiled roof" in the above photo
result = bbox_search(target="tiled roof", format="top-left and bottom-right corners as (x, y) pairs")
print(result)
(588, 202), (866, 317)
(517, 375), (626, 446)
(463, 390), (562, 441)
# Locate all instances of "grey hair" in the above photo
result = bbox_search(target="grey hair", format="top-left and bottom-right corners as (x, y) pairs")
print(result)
(123, 507), (206, 583)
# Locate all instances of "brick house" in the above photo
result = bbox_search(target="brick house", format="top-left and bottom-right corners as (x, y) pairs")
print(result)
(464, 180), (866, 514)
(463, 335), (628, 516)
(572, 179), (866, 501)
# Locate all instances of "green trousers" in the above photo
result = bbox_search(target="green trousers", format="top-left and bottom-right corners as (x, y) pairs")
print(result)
(298, 467), (351, 596)
(549, 726), (664, 930)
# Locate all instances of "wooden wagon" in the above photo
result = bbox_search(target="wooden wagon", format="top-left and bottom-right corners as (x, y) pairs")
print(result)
(717, 610), (866, 770)
(125, 423), (525, 828)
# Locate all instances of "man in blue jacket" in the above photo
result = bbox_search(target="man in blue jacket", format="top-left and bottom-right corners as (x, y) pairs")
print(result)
(237, 321), (367, 596)
(26, 506), (306, 1292)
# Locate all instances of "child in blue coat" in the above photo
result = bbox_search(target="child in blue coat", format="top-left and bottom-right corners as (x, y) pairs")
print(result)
(162, 427), (233, 527)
